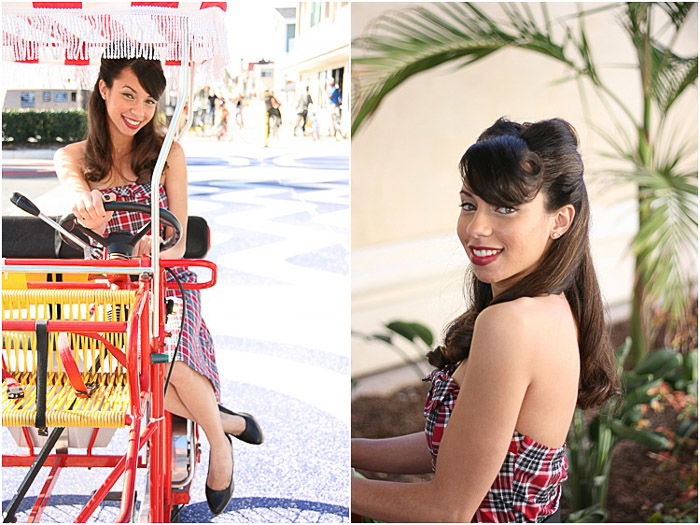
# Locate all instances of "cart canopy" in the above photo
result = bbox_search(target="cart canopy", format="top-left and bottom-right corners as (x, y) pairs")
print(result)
(2, 1), (227, 76)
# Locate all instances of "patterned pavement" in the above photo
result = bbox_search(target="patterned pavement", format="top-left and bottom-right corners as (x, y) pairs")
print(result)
(1, 136), (350, 522)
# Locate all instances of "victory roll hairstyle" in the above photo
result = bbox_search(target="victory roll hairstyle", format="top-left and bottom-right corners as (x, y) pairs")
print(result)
(427, 117), (620, 409)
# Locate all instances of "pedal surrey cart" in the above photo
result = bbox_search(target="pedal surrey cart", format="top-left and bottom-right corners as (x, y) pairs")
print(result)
(2, 2), (227, 521)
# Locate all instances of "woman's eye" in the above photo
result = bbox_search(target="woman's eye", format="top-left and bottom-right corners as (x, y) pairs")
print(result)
(123, 93), (134, 99)
(496, 206), (517, 215)
(459, 202), (475, 211)
(146, 99), (156, 105)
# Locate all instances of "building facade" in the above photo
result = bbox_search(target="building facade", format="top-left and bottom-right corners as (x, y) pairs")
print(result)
(286, 2), (350, 136)
(3, 89), (90, 111)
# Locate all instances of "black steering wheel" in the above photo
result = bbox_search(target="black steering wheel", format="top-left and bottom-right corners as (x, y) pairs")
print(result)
(58, 201), (181, 257)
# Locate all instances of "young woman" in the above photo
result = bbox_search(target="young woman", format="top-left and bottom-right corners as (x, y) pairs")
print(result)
(351, 118), (620, 522)
(53, 53), (263, 516)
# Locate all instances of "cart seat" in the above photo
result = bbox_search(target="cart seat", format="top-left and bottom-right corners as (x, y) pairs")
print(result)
(2, 289), (138, 434)
(2, 215), (210, 259)
(3, 372), (129, 429)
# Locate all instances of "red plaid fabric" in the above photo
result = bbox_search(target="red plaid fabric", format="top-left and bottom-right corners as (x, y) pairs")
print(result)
(94, 183), (220, 399)
(423, 366), (567, 522)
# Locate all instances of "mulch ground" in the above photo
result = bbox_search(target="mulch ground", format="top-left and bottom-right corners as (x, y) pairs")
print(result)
(351, 317), (699, 522)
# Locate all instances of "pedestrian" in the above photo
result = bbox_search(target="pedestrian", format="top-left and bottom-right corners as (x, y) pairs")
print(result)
(328, 77), (341, 112)
(234, 95), (244, 129)
(53, 49), (264, 516)
(217, 99), (229, 141)
(328, 78), (343, 139)
(208, 89), (217, 126)
(263, 89), (281, 147)
(294, 86), (313, 136)
(308, 102), (320, 142)
(351, 118), (620, 522)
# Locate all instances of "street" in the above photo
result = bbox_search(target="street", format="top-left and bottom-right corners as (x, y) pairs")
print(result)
(1, 133), (350, 522)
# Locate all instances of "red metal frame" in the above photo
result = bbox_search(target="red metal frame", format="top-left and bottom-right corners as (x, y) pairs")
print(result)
(2, 257), (217, 522)
(28, 455), (64, 523)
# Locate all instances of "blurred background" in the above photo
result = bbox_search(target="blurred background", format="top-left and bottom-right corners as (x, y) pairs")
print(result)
(351, 3), (697, 523)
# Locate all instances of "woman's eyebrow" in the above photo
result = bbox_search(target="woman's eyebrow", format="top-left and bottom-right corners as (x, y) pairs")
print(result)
(121, 85), (156, 99)
(460, 190), (475, 198)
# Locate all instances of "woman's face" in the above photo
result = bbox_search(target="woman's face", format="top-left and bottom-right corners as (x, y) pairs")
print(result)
(457, 183), (557, 297)
(99, 67), (158, 140)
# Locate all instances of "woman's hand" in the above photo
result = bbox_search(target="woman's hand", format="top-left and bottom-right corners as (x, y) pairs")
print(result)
(133, 234), (153, 257)
(73, 189), (113, 234)
(132, 234), (185, 259)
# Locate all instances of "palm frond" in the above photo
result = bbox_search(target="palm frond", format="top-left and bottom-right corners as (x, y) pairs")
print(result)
(631, 161), (698, 325)
(651, 50), (698, 114)
(620, 3), (698, 114)
(351, 4), (579, 134)
(657, 2), (696, 30)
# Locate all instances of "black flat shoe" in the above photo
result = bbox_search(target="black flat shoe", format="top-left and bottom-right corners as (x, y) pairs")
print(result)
(205, 435), (234, 515)
(218, 404), (264, 445)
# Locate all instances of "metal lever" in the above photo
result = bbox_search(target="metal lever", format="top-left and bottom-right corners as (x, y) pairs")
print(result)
(10, 192), (92, 252)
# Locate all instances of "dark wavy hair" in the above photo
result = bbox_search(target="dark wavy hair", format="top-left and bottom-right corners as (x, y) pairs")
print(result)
(84, 51), (166, 183)
(426, 117), (620, 409)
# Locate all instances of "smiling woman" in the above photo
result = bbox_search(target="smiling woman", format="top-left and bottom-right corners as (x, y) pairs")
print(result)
(83, 52), (165, 187)
(351, 118), (620, 523)
(51, 45), (263, 517)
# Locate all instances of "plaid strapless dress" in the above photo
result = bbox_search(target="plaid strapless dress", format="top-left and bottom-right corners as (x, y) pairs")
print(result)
(424, 365), (567, 522)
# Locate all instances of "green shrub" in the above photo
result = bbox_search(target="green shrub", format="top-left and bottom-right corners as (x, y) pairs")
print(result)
(565, 342), (697, 522)
(2, 110), (87, 145)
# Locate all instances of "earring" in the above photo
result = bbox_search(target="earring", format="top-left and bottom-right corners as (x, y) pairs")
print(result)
(552, 232), (561, 239)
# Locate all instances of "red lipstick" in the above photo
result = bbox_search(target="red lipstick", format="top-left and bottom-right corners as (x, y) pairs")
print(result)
(469, 246), (503, 266)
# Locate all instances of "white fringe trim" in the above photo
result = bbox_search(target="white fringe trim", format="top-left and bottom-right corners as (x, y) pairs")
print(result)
(2, 5), (228, 83)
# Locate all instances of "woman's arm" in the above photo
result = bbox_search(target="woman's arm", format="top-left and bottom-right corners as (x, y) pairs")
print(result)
(352, 432), (433, 475)
(351, 303), (535, 522)
(154, 142), (188, 259)
(54, 142), (111, 232)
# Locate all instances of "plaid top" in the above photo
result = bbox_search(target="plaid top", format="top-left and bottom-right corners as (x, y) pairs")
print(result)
(423, 366), (568, 523)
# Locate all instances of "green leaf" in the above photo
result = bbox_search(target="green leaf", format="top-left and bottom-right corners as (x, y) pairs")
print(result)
(385, 320), (419, 342)
(683, 350), (697, 381)
(407, 322), (434, 346)
(620, 379), (663, 412)
(609, 420), (672, 450)
(633, 348), (682, 375)
(615, 337), (633, 369)
(385, 320), (434, 346)
(565, 505), (607, 522)
(370, 334), (393, 345)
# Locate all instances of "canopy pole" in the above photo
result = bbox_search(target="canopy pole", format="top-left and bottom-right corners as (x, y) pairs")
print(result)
(150, 19), (191, 340)
(175, 64), (197, 143)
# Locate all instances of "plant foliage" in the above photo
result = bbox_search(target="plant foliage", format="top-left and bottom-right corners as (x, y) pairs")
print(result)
(2, 110), (87, 145)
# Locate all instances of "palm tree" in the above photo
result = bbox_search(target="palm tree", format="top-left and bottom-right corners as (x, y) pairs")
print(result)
(352, 2), (698, 365)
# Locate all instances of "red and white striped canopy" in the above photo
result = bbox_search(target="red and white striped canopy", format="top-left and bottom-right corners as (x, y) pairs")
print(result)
(2, 2), (228, 71)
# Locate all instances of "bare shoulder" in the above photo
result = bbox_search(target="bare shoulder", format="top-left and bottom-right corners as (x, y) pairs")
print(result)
(54, 140), (86, 162)
(474, 295), (575, 357)
(166, 141), (185, 164)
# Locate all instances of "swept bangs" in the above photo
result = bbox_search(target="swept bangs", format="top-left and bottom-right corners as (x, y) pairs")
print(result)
(458, 135), (544, 208)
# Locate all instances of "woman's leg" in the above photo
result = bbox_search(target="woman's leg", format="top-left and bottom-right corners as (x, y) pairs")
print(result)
(165, 362), (233, 490)
(165, 379), (246, 436)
